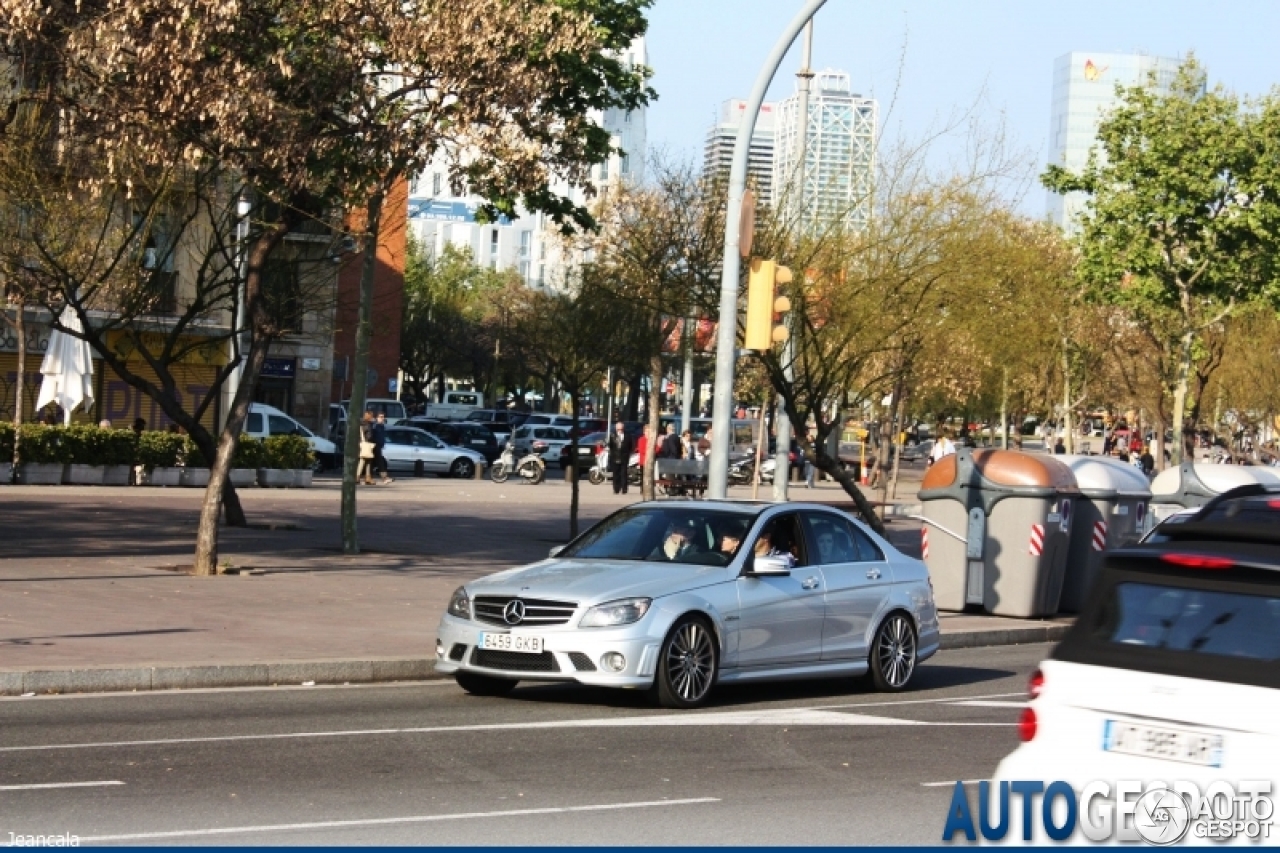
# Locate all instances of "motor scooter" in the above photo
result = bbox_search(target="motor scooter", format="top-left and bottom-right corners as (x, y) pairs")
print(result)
(489, 440), (546, 485)
(588, 447), (608, 485)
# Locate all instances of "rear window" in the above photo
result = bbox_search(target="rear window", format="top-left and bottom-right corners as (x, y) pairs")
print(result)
(1056, 552), (1280, 689)
(1106, 582), (1280, 663)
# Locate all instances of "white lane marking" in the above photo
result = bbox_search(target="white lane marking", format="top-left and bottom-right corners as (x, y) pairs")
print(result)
(808, 690), (1025, 711)
(921, 779), (986, 788)
(78, 797), (721, 842)
(0, 693), (1022, 753)
(0, 680), (455, 703)
(0, 781), (125, 791)
(948, 700), (1026, 708)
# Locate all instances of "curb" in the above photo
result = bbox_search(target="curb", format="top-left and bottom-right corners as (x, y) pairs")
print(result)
(2, 624), (1068, 696)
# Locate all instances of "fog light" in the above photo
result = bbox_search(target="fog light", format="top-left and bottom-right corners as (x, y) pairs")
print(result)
(436, 639), (445, 658)
(601, 652), (626, 672)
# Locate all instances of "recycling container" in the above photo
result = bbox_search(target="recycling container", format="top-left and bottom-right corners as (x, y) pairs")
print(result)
(1149, 462), (1280, 522)
(919, 448), (1079, 618)
(1055, 455), (1152, 613)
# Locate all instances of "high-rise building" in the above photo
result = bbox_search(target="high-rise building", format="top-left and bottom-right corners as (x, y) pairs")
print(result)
(773, 70), (876, 231)
(704, 99), (777, 205)
(407, 38), (648, 290)
(1046, 51), (1182, 231)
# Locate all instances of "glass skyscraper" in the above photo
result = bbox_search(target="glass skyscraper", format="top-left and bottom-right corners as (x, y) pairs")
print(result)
(1046, 51), (1182, 232)
(773, 71), (877, 231)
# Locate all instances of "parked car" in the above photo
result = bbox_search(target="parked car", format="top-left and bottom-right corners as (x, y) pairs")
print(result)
(511, 425), (572, 463)
(245, 403), (338, 469)
(434, 500), (940, 708)
(899, 439), (935, 464)
(404, 418), (500, 462)
(558, 431), (609, 472)
(464, 410), (529, 445)
(991, 485), (1280, 841)
(382, 426), (485, 478)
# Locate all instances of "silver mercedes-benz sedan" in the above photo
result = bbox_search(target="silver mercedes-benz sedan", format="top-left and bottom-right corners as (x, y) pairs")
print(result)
(435, 500), (940, 708)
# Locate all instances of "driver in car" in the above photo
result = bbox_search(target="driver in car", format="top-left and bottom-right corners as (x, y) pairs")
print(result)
(752, 521), (796, 568)
(649, 521), (697, 562)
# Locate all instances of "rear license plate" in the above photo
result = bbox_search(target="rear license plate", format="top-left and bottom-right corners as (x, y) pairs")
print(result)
(478, 632), (543, 654)
(1103, 719), (1224, 767)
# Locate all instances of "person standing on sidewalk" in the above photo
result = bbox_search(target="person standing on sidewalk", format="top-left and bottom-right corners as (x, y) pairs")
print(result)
(357, 412), (377, 485)
(372, 412), (393, 485)
(607, 421), (633, 495)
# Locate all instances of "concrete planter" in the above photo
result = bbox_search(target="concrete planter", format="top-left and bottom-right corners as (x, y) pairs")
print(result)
(17, 463), (67, 485)
(67, 464), (105, 485)
(257, 468), (292, 488)
(102, 465), (131, 486)
(291, 469), (313, 488)
(180, 467), (211, 488)
(0, 462), (11, 484)
(229, 469), (258, 488)
(142, 467), (181, 487)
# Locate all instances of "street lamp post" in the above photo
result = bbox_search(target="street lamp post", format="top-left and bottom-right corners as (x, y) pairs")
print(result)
(708, 0), (830, 500)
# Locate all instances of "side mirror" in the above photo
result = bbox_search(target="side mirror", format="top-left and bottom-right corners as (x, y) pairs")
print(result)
(747, 555), (791, 576)
(548, 545), (566, 558)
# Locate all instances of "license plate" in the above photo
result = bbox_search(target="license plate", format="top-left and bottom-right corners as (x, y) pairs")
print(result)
(1103, 719), (1224, 767)
(478, 632), (543, 654)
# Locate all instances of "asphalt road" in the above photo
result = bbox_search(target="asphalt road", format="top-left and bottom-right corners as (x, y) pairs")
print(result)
(0, 642), (1048, 846)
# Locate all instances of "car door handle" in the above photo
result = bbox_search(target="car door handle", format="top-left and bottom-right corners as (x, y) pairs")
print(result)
(865, 568), (882, 580)
(801, 576), (820, 590)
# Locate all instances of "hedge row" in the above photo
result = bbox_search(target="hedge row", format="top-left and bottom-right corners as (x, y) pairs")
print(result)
(0, 424), (313, 470)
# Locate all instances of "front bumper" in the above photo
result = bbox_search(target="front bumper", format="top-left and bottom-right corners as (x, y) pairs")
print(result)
(434, 613), (663, 688)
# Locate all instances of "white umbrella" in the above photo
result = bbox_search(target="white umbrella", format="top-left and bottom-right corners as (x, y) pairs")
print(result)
(36, 307), (95, 425)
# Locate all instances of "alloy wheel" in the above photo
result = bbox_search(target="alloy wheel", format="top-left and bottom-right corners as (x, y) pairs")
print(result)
(660, 620), (716, 706)
(874, 614), (917, 690)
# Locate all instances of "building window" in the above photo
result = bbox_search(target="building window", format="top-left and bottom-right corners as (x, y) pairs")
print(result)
(262, 258), (303, 332)
(135, 212), (177, 314)
(490, 229), (500, 254)
(621, 154), (630, 175)
(519, 231), (532, 258)
(431, 173), (442, 196)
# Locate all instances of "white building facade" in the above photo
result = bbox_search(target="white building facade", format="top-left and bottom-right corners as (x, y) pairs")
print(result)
(408, 39), (648, 290)
(1046, 51), (1182, 232)
(772, 71), (876, 231)
(704, 99), (778, 205)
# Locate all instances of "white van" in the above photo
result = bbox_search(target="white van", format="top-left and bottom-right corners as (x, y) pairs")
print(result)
(245, 403), (338, 469)
(424, 390), (484, 421)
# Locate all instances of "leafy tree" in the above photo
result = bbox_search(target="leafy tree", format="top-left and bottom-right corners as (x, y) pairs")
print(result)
(1042, 58), (1280, 464)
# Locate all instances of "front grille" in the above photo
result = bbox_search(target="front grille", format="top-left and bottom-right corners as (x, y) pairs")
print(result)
(471, 649), (561, 673)
(473, 596), (578, 628)
(568, 652), (596, 672)
(448, 643), (467, 661)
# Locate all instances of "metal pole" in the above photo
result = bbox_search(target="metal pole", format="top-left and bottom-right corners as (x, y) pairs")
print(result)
(773, 19), (813, 503)
(605, 366), (615, 426)
(680, 313), (694, 437)
(224, 196), (252, 430)
(708, 0), (829, 500)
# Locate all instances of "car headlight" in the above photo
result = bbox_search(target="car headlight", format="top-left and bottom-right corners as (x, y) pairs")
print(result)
(447, 586), (471, 620)
(579, 597), (651, 628)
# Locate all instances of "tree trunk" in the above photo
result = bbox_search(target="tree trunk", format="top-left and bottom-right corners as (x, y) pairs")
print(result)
(624, 370), (641, 421)
(567, 385), (580, 539)
(11, 295), (25, 476)
(1170, 329), (1194, 467)
(341, 189), (387, 555)
(814, 452), (885, 536)
(886, 392), (905, 503)
(1000, 368), (1009, 450)
(1061, 337), (1074, 455)
(193, 222), (289, 576)
(643, 355), (661, 501)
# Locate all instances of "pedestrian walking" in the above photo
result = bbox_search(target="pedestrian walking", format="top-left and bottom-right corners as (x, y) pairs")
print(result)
(372, 412), (393, 484)
(928, 430), (956, 465)
(357, 412), (376, 485)
(607, 421), (633, 495)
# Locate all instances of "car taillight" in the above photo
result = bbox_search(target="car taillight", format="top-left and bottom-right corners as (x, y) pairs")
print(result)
(1028, 668), (1044, 699)
(532, 441), (547, 451)
(1161, 553), (1234, 570)
(1268, 499), (1280, 510)
(1018, 707), (1037, 742)
(595, 443), (603, 454)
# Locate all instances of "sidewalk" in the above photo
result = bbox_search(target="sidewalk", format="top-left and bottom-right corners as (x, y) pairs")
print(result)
(0, 473), (1070, 695)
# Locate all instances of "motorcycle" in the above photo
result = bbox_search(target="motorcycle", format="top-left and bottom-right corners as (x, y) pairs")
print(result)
(489, 440), (547, 485)
(588, 447), (608, 486)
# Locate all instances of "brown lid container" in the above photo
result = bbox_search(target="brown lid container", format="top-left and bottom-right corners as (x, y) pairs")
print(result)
(921, 449), (1077, 491)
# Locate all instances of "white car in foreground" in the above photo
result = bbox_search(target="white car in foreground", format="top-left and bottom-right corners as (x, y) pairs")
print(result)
(435, 500), (940, 708)
(991, 486), (1280, 844)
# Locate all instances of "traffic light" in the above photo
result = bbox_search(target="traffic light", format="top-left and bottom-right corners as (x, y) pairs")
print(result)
(744, 258), (793, 350)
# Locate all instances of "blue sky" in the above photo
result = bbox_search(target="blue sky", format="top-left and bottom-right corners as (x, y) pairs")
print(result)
(644, 0), (1280, 212)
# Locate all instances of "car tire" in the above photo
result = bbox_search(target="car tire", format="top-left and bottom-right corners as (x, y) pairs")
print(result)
(451, 458), (475, 479)
(651, 616), (718, 710)
(455, 671), (518, 697)
(868, 612), (917, 692)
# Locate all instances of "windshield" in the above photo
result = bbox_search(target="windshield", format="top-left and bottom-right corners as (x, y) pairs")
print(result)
(1103, 582), (1280, 663)
(560, 507), (756, 567)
